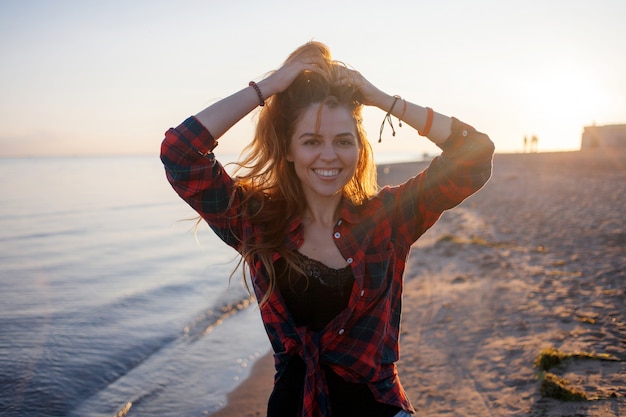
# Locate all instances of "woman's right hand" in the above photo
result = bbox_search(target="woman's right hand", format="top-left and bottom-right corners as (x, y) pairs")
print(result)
(258, 53), (327, 97)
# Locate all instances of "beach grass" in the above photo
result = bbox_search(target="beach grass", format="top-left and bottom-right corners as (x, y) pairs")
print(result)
(534, 347), (624, 401)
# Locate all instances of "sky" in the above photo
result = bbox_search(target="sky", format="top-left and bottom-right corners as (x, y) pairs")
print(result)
(1, 0), (625, 159)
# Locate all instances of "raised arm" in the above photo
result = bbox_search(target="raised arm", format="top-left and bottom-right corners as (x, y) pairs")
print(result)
(194, 54), (326, 139)
(336, 68), (453, 145)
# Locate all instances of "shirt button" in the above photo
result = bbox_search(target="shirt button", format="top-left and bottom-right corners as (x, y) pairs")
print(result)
(462, 130), (468, 137)
(346, 257), (353, 264)
(360, 290), (365, 296)
(337, 220), (342, 226)
(334, 232), (341, 239)
(338, 329), (345, 335)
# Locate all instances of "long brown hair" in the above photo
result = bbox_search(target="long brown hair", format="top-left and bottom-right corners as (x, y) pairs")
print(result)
(231, 41), (378, 305)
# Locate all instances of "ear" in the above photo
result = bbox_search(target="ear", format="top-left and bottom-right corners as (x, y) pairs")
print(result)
(285, 149), (294, 162)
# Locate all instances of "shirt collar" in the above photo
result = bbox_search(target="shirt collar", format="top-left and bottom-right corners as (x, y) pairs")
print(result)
(285, 195), (362, 238)
(338, 195), (362, 224)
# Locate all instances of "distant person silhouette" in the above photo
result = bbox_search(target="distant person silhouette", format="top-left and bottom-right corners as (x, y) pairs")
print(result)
(531, 134), (538, 153)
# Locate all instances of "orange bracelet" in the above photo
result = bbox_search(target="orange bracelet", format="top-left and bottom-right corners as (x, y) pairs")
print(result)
(418, 107), (434, 136)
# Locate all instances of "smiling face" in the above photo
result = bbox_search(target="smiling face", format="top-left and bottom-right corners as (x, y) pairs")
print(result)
(287, 102), (360, 204)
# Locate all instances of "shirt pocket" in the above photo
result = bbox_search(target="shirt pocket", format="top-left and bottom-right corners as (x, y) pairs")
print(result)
(360, 249), (394, 301)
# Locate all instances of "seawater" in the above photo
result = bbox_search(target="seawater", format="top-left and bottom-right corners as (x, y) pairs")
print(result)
(0, 152), (419, 417)
(0, 155), (269, 417)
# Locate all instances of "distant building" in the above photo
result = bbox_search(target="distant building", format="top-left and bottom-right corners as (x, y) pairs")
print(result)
(581, 124), (626, 150)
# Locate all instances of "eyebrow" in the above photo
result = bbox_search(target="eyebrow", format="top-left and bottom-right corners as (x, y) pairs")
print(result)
(297, 132), (355, 140)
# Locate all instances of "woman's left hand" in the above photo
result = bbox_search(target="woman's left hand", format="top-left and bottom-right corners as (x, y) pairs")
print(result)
(335, 67), (386, 108)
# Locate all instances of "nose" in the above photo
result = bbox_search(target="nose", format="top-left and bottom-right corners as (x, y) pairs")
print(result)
(319, 142), (337, 162)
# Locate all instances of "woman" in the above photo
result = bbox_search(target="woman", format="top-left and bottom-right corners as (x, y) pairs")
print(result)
(161, 41), (494, 417)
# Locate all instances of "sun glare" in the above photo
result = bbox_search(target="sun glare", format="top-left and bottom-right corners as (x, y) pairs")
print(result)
(523, 69), (609, 151)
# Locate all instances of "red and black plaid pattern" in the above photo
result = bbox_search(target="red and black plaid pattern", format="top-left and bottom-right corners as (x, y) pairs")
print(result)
(161, 116), (494, 417)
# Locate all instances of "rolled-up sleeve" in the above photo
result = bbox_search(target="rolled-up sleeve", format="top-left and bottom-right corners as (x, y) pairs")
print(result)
(160, 116), (243, 249)
(390, 117), (495, 243)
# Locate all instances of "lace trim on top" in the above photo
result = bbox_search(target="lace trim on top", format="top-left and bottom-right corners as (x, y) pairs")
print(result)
(296, 251), (353, 297)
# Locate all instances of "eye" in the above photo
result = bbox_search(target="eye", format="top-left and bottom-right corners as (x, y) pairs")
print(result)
(303, 138), (319, 146)
(296, 133), (321, 146)
(336, 136), (356, 146)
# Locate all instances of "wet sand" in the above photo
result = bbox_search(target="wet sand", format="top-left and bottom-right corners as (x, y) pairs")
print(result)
(211, 149), (626, 417)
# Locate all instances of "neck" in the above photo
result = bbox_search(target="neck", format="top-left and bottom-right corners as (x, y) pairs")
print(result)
(302, 196), (342, 227)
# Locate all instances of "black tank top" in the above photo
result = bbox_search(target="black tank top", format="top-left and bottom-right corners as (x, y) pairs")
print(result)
(267, 252), (401, 417)
(276, 251), (353, 331)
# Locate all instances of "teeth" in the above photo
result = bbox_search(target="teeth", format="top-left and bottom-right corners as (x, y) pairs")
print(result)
(315, 169), (339, 177)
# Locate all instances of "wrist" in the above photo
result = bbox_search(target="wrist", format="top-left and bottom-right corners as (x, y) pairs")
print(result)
(256, 70), (292, 99)
(248, 81), (266, 107)
(255, 78), (278, 101)
(372, 92), (395, 111)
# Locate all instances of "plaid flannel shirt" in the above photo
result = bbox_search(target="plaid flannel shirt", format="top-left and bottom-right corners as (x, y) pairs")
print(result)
(161, 116), (494, 417)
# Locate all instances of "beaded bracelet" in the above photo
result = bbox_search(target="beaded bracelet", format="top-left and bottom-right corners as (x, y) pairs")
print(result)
(418, 107), (434, 137)
(249, 81), (265, 107)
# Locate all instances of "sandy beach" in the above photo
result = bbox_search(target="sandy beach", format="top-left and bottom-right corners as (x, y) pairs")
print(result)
(210, 149), (626, 417)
